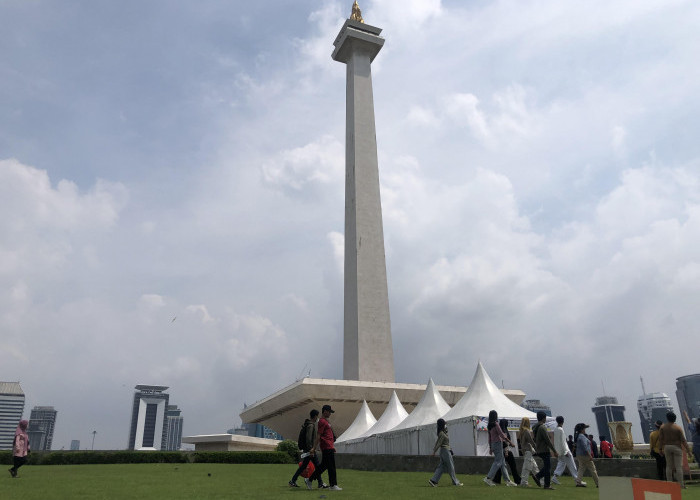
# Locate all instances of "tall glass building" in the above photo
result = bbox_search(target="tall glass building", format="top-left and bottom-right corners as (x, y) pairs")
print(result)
(637, 393), (674, 443)
(165, 405), (184, 451)
(128, 385), (170, 450)
(27, 406), (58, 451)
(676, 374), (700, 439)
(591, 396), (626, 440)
(0, 382), (25, 450)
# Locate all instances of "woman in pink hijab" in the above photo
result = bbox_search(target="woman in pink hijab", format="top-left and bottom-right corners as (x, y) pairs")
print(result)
(9, 419), (30, 478)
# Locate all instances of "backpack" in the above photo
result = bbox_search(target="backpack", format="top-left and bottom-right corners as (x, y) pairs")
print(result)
(297, 421), (309, 451)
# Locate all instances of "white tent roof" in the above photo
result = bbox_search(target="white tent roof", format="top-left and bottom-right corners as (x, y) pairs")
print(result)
(358, 391), (409, 438)
(335, 400), (377, 443)
(442, 361), (537, 421)
(390, 378), (451, 431)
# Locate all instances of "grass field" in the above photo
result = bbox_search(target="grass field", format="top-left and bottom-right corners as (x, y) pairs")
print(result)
(1, 463), (699, 499)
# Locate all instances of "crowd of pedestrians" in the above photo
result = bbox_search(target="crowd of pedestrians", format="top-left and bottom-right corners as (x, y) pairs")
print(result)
(286, 406), (698, 491)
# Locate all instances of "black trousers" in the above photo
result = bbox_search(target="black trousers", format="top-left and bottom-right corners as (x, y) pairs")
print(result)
(534, 452), (552, 487)
(11, 456), (27, 472)
(493, 450), (521, 484)
(291, 453), (320, 484)
(310, 449), (337, 487)
(651, 451), (666, 480)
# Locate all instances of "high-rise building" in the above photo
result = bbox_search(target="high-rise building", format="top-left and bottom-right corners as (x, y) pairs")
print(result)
(27, 406), (58, 451)
(0, 382), (25, 450)
(70, 439), (80, 451)
(127, 385), (170, 450)
(591, 396), (626, 439)
(164, 405), (184, 451)
(637, 392), (674, 443)
(522, 399), (552, 416)
(676, 374), (700, 439)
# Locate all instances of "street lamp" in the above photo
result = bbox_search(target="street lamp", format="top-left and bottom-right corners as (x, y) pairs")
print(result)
(91, 430), (97, 450)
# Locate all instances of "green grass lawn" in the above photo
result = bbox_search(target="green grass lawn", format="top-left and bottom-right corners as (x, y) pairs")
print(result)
(1, 463), (699, 499)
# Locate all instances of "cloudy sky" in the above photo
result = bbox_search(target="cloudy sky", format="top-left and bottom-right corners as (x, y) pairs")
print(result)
(2, 0), (699, 449)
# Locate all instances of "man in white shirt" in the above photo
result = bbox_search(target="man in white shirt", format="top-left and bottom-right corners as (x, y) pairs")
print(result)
(552, 416), (586, 486)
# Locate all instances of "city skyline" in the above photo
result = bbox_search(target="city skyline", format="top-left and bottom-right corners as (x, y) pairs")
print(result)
(2, 0), (700, 448)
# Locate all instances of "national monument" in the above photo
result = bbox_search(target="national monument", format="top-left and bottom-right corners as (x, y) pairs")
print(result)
(237, 2), (525, 440)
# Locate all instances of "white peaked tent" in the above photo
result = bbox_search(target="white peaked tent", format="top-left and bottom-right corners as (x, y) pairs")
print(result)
(441, 361), (537, 456)
(360, 391), (409, 437)
(391, 378), (451, 431)
(336, 391), (408, 454)
(335, 400), (376, 443)
(443, 361), (536, 421)
(371, 378), (453, 455)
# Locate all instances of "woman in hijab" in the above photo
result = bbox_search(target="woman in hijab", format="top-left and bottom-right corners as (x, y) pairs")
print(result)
(428, 418), (463, 487)
(9, 419), (30, 478)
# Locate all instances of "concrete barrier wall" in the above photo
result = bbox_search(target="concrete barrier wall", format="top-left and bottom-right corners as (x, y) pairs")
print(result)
(336, 453), (658, 479)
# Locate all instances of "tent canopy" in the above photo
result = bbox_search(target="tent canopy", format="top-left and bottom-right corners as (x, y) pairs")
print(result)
(442, 361), (537, 421)
(391, 378), (451, 431)
(358, 391), (408, 438)
(336, 400), (376, 443)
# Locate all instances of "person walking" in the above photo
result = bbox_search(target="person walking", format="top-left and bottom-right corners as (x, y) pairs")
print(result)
(428, 419), (463, 487)
(649, 420), (666, 480)
(574, 423), (599, 488)
(289, 409), (321, 489)
(518, 417), (541, 487)
(659, 411), (691, 489)
(483, 410), (516, 487)
(493, 419), (521, 484)
(533, 410), (558, 490)
(8, 420), (30, 478)
(309, 405), (341, 491)
(551, 415), (585, 486)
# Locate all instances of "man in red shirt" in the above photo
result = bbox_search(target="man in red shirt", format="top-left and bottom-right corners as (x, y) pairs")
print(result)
(309, 405), (342, 491)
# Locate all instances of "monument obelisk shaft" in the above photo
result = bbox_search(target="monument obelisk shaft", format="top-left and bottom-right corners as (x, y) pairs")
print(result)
(332, 15), (395, 383)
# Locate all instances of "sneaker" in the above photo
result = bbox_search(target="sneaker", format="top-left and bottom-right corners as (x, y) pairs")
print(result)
(506, 480), (517, 487)
(428, 479), (438, 487)
(9, 468), (16, 478)
(304, 478), (312, 490)
(576, 482), (587, 487)
(319, 483), (329, 489)
(329, 485), (343, 491)
(483, 477), (496, 486)
(544, 486), (556, 490)
(551, 476), (561, 485)
(288, 481), (299, 488)
(519, 482), (529, 488)
(454, 482), (463, 486)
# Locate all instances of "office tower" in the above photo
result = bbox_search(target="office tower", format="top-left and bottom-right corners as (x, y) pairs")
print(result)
(637, 392), (674, 443)
(676, 373), (700, 439)
(591, 396), (626, 439)
(522, 399), (552, 417)
(27, 406), (58, 451)
(0, 381), (25, 450)
(70, 439), (80, 451)
(127, 385), (170, 450)
(164, 405), (183, 451)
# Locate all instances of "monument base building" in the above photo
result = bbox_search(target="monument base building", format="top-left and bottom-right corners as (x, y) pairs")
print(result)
(239, 377), (525, 440)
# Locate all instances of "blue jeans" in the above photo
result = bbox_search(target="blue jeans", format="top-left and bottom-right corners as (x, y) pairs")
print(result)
(487, 441), (511, 482)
